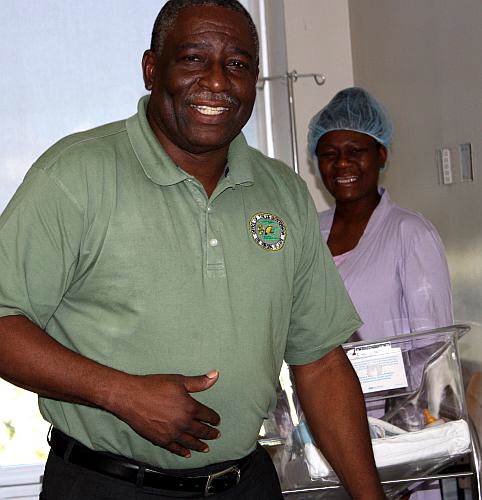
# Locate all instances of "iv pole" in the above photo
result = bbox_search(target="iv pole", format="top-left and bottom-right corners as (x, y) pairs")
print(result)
(257, 70), (325, 174)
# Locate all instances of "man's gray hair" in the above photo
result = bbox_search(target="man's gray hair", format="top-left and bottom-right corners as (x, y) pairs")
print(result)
(150, 0), (259, 62)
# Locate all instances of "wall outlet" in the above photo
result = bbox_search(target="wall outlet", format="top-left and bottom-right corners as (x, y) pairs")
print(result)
(460, 143), (474, 182)
(439, 148), (453, 185)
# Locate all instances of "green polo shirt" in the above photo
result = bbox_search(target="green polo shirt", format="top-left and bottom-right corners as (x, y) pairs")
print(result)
(0, 96), (361, 468)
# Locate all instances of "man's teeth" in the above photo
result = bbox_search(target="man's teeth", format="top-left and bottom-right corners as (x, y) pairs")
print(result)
(335, 176), (358, 184)
(191, 105), (229, 115)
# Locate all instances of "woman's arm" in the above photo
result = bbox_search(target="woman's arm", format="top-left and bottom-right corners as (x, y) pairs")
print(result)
(401, 223), (454, 330)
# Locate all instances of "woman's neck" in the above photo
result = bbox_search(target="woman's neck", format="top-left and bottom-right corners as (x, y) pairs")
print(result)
(327, 191), (381, 256)
(334, 190), (381, 222)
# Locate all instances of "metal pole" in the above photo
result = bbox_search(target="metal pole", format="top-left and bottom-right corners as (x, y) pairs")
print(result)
(257, 70), (325, 175)
(469, 417), (482, 499)
(286, 71), (299, 174)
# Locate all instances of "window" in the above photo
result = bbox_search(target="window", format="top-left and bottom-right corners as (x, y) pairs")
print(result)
(1, 4), (172, 479)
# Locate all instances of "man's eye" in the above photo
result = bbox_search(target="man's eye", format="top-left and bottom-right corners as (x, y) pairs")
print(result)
(181, 55), (201, 63)
(227, 60), (249, 69)
(319, 151), (336, 158)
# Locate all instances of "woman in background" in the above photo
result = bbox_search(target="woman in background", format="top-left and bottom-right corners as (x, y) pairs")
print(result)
(308, 87), (453, 499)
(308, 87), (453, 341)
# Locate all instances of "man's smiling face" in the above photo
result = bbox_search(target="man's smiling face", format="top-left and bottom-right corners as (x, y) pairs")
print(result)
(143, 5), (259, 156)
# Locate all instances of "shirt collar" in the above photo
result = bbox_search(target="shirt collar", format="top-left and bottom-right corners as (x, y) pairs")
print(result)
(126, 96), (186, 186)
(126, 95), (254, 187)
(361, 187), (392, 238)
(225, 133), (254, 187)
(321, 187), (392, 240)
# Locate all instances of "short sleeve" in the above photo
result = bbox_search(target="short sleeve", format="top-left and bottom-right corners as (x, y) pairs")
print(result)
(0, 167), (83, 328)
(284, 191), (362, 365)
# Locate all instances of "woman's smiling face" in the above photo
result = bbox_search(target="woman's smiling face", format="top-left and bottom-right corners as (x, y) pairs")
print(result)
(316, 130), (387, 204)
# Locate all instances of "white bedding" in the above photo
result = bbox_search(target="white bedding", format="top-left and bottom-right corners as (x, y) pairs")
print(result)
(371, 419), (471, 468)
(306, 419), (471, 479)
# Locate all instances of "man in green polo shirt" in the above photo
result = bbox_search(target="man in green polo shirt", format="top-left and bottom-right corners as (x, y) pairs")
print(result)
(0, 1), (384, 498)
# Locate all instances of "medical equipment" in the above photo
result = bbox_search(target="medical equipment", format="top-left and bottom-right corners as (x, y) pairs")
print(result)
(260, 325), (481, 499)
(257, 71), (325, 174)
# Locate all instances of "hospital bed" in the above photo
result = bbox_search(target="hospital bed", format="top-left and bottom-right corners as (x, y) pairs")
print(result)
(259, 324), (481, 499)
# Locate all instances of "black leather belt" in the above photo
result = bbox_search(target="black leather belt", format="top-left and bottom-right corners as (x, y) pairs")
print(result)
(49, 428), (253, 496)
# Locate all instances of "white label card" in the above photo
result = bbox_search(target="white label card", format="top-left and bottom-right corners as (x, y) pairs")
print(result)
(346, 343), (408, 394)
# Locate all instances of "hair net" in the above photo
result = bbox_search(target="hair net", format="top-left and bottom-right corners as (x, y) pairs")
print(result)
(307, 87), (393, 159)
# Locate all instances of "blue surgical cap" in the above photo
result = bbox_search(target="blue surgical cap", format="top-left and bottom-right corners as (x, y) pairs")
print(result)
(307, 87), (393, 159)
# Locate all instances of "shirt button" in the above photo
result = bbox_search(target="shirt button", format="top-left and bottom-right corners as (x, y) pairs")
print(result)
(207, 206), (213, 213)
(209, 238), (219, 247)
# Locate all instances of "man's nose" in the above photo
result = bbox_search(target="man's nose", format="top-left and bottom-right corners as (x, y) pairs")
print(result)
(199, 62), (232, 93)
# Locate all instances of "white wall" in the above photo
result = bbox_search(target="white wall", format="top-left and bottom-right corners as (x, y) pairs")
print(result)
(282, 0), (354, 211)
(280, 0), (482, 380)
(348, 0), (482, 378)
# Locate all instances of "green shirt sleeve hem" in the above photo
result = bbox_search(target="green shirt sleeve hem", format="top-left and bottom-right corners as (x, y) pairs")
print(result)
(284, 318), (363, 366)
(0, 308), (26, 318)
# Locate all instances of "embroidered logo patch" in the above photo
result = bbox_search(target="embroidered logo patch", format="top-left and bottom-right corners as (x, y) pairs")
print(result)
(249, 212), (286, 251)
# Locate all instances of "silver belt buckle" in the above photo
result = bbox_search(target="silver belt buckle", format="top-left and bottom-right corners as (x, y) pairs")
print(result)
(204, 465), (241, 497)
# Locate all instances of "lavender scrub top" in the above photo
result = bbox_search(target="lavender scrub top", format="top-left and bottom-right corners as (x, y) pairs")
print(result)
(319, 188), (454, 342)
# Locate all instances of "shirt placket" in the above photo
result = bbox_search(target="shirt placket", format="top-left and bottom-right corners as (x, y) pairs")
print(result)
(184, 177), (227, 279)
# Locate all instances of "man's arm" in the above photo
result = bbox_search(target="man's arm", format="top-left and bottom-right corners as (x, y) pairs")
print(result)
(291, 346), (385, 499)
(0, 315), (220, 458)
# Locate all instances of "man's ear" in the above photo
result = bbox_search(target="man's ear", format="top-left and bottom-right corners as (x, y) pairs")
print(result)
(142, 50), (156, 91)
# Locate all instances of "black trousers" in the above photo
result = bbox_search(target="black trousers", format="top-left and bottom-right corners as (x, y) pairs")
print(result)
(40, 444), (283, 499)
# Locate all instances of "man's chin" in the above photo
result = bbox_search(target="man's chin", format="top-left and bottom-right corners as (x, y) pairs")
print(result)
(183, 134), (240, 154)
